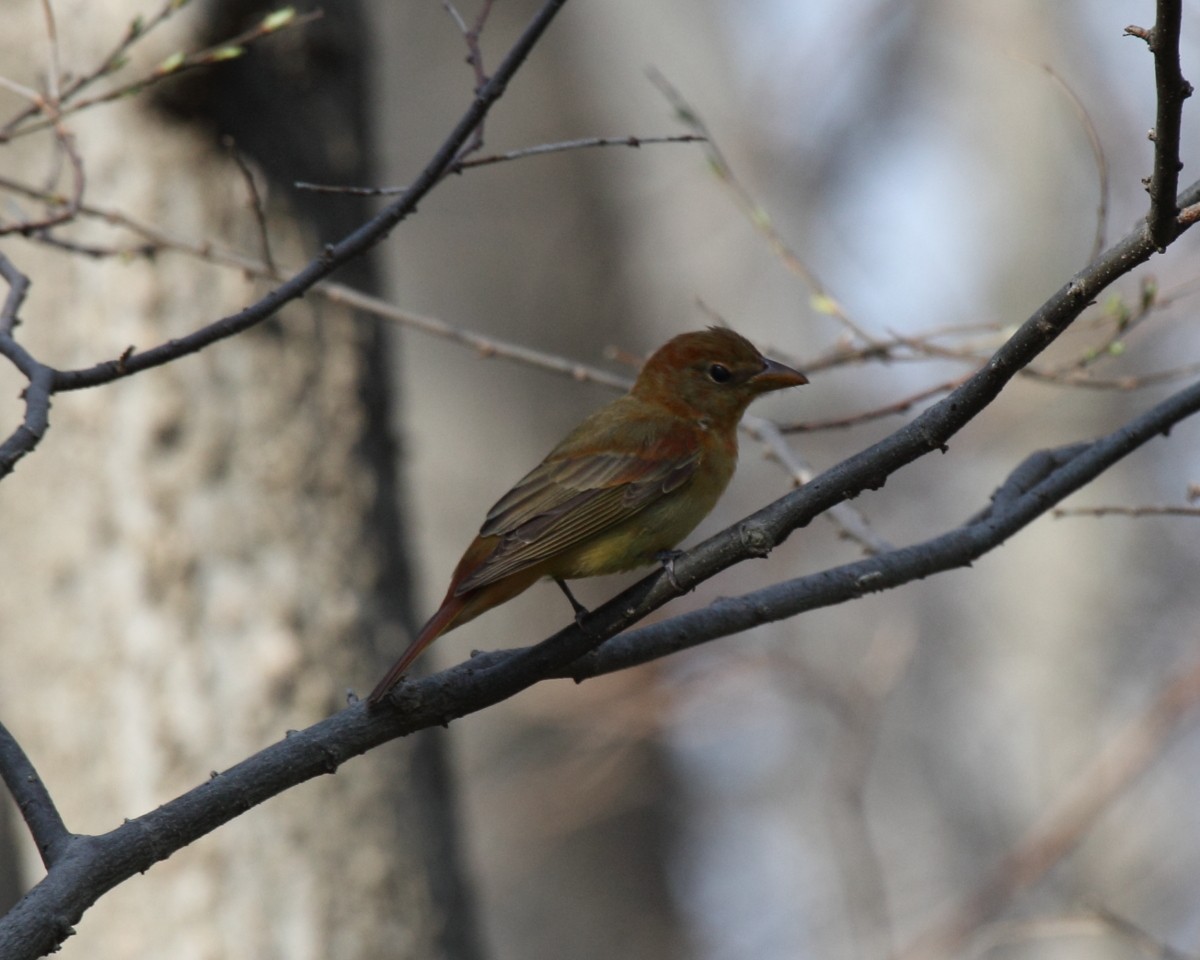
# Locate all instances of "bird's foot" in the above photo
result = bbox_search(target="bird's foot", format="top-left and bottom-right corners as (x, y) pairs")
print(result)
(554, 577), (590, 626)
(654, 549), (685, 591)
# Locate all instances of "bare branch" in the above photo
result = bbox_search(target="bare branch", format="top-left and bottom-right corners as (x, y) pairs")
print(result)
(783, 374), (972, 434)
(0, 0), (197, 139)
(441, 0), (496, 160)
(1054, 504), (1200, 519)
(647, 69), (878, 346)
(1, 8), (315, 142)
(45, 0), (573, 394)
(1126, 0), (1192, 248)
(0, 721), (72, 868)
(223, 136), (279, 279)
(7, 312), (1194, 957)
(0, 116), (85, 237)
(548, 379), (1200, 681)
(0, 253), (54, 477)
(294, 134), (707, 195)
(742, 414), (894, 554)
(1037, 61), (1110, 260)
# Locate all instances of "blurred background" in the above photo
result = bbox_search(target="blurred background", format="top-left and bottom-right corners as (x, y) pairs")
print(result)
(2, 1), (1200, 959)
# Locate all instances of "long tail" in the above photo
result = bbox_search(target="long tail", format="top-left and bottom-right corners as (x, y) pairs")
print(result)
(366, 594), (468, 705)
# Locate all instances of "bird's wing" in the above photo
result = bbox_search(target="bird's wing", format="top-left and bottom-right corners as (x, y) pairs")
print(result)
(455, 446), (699, 593)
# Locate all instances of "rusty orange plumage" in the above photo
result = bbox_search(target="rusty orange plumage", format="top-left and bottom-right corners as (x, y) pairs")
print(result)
(367, 328), (807, 704)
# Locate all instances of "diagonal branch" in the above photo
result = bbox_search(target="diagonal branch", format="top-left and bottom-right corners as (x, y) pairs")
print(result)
(5, 329), (1200, 960)
(0, 0), (572, 480)
(48, 0), (571, 393)
(537, 378), (1200, 679)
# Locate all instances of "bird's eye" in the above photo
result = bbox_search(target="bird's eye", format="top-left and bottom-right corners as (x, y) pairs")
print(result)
(707, 363), (732, 383)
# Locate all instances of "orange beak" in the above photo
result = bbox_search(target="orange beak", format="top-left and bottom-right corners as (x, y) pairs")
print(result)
(750, 357), (809, 392)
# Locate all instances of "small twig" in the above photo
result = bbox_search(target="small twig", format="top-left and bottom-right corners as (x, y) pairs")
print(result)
(647, 68), (878, 346)
(0, 0), (196, 139)
(783, 374), (973, 434)
(0, 721), (73, 868)
(1178, 201), (1200, 225)
(1053, 504), (1200, 519)
(1044, 276), (1158, 377)
(295, 134), (707, 194)
(38, 0), (64, 108)
(2, 8), (313, 142)
(441, 0), (496, 160)
(223, 136), (279, 279)
(1038, 61), (1110, 261)
(0, 109), (86, 237)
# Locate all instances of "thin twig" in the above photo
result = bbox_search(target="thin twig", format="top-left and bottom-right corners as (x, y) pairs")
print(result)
(223, 136), (279, 279)
(1037, 61), (1110, 261)
(441, 0), (496, 160)
(0, 0), (197, 139)
(38, 0), (63, 108)
(44, 0), (572, 394)
(647, 68), (878, 346)
(0, 113), (86, 237)
(783, 374), (973, 434)
(1053, 504), (1200, 519)
(0, 0), (575, 487)
(2, 8), (315, 142)
(295, 134), (707, 194)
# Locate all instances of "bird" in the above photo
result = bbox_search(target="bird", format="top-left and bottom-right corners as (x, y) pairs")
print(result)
(367, 327), (807, 704)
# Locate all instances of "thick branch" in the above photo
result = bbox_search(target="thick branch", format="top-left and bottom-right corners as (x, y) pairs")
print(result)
(548, 380), (1200, 678)
(8, 257), (1200, 960)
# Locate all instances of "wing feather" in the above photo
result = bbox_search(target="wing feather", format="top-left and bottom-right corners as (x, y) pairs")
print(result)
(456, 446), (699, 594)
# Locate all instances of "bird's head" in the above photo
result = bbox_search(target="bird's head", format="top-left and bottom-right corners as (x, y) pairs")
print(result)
(631, 327), (808, 427)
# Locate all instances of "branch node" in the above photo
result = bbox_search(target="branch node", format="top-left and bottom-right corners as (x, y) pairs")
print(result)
(738, 521), (774, 557)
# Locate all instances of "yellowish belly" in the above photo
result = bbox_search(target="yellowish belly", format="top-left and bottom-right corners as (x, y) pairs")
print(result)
(547, 459), (734, 579)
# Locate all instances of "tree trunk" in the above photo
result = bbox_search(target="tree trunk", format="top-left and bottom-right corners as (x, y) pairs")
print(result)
(0, 1), (480, 957)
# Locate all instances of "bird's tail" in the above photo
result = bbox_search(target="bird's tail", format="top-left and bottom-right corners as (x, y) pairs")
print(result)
(366, 595), (467, 705)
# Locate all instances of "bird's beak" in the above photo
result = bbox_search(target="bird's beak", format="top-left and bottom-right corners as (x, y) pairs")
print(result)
(751, 357), (809, 392)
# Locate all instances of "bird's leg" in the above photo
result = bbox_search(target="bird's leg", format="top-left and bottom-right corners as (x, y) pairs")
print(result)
(554, 577), (590, 626)
(655, 549), (685, 591)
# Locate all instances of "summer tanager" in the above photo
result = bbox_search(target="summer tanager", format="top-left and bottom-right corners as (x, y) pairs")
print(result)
(367, 327), (807, 704)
